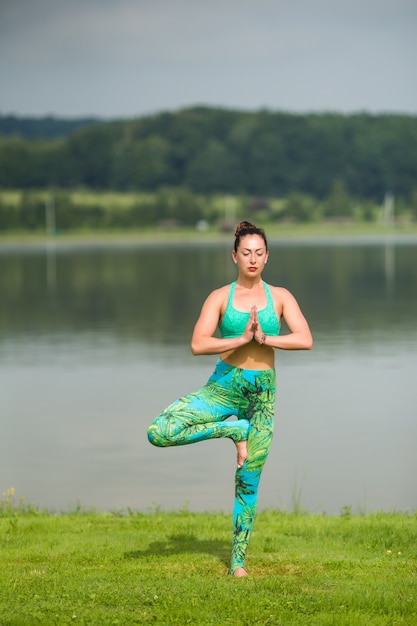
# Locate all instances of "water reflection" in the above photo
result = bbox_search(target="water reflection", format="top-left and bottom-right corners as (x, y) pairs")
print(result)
(46, 242), (57, 291)
(1, 240), (417, 353)
(384, 243), (395, 295)
(0, 239), (416, 513)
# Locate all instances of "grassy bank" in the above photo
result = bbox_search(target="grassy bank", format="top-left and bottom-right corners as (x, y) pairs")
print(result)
(1, 187), (417, 245)
(1, 220), (417, 247)
(1, 501), (416, 625)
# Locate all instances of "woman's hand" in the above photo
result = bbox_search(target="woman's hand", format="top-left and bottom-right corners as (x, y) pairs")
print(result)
(242, 306), (259, 343)
(251, 308), (267, 345)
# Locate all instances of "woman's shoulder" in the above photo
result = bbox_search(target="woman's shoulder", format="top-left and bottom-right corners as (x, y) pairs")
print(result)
(203, 283), (233, 306)
(266, 283), (291, 296)
(267, 284), (296, 303)
(212, 282), (233, 296)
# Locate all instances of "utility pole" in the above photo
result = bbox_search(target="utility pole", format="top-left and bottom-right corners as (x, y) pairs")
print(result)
(225, 195), (236, 223)
(45, 197), (56, 235)
(383, 193), (395, 228)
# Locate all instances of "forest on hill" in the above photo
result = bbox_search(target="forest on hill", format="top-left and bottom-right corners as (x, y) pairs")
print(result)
(1, 107), (416, 200)
(1, 107), (416, 230)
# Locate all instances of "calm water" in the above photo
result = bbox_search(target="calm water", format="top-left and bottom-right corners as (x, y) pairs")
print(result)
(1, 237), (416, 514)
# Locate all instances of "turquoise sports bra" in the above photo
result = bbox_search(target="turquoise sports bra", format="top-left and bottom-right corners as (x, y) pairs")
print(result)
(219, 281), (280, 339)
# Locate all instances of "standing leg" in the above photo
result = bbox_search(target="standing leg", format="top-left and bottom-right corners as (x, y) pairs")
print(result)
(229, 370), (276, 575)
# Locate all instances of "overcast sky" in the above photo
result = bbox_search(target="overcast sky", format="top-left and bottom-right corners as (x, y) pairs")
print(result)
(0, 0), (416, 119)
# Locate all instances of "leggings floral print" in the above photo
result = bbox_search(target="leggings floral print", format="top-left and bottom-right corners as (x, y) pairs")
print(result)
(147, 359), (276, 574)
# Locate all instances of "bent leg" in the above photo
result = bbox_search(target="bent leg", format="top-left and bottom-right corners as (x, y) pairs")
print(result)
(147, 381), (249, 448)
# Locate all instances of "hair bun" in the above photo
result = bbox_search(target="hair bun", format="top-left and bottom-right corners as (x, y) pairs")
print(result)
(234, 221), (256, 237)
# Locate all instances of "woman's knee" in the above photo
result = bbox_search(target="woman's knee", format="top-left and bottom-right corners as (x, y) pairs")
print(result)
(147, 426), (158, 446)
(147, 417), (172, 447)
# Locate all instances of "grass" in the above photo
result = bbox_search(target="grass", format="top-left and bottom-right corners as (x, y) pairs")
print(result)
(1, 220), (417, 247)
(0, 189), (153, 208)
(1, 492), (416, 625)
(1, 187), (417, 245)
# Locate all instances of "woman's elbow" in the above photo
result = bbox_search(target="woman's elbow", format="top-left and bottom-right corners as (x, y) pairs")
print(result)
(305, 334), (313, 350)
(190, 340), (202, 355)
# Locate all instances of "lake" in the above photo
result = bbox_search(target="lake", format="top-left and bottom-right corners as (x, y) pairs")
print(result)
(1, 236), (416, 515)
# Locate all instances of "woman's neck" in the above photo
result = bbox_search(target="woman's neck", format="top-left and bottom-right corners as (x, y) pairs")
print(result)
(236, 276), (263, 289)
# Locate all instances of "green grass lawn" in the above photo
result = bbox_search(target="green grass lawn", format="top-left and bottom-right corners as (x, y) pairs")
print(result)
(1, 500), (416, 625)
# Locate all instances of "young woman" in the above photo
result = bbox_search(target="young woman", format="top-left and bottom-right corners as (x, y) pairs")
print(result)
(147, 221), (313, 576)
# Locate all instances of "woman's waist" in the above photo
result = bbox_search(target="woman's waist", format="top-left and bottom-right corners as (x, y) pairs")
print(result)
(208, 358), (276, 392)
(220, 344), (275, 371)
(211, 357), (275, 380)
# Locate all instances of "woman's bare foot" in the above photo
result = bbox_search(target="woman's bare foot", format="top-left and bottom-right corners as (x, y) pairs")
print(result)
(236, 440), (248, 468)
(232, 567), (248, 577)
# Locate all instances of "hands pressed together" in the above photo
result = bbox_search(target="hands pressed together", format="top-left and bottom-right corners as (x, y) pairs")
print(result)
(243, 306), (266, 345)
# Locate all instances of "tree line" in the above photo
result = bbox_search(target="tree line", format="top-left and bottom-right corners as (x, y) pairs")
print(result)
(1, 107), (416, 200)
(0, 114), (101, 140)
(0, 107), (416, 229)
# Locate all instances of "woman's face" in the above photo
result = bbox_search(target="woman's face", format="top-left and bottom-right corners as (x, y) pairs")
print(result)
(232, 234), (268, 277)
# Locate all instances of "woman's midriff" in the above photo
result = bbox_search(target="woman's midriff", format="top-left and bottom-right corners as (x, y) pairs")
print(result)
(220, 342), (275, 370)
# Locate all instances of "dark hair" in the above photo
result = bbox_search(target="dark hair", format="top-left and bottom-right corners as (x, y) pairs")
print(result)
(234, 221), (268, 252)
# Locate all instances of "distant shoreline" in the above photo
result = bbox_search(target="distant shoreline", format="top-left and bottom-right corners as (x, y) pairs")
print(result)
(1, 223), (417, 249)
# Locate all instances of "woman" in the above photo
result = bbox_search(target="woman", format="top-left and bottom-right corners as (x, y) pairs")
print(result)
(147, 221), (313, 576)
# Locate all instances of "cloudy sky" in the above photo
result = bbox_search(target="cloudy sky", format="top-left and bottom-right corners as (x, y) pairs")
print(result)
(0, 0), (416, 119)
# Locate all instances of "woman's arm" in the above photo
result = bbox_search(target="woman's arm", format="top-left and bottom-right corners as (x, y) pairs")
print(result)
(190, 290), (256, 356)
(254, 288), (313, 350)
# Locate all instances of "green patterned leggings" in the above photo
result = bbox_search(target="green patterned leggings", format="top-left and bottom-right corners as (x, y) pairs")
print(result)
(147, 359), (276, 573)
